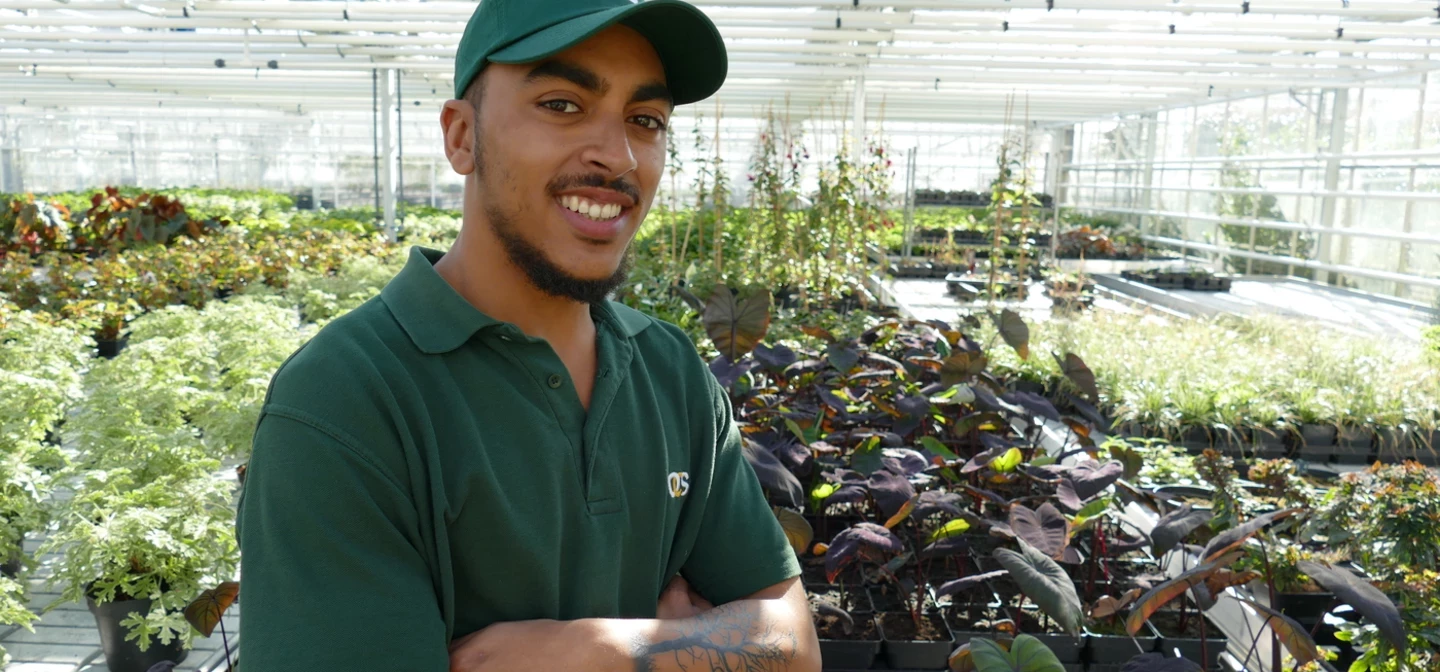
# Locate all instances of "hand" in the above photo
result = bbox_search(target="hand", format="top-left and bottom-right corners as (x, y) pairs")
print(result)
(656, 575), (713, 620)
(448, 619), (628, 672)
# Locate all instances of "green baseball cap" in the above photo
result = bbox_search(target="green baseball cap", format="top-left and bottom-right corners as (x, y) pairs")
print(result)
(453, 0), (727, 106)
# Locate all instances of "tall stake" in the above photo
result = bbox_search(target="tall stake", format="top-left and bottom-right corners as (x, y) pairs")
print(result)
(712, 99), (724, 275)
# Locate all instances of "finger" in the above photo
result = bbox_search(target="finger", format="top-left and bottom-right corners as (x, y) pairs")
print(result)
(664, 575), (690, 593)
(657, 584), (688, 619)
(687, 587), (715, 612)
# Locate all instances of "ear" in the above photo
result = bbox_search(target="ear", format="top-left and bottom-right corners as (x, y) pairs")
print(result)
(440, 99), (477, 176)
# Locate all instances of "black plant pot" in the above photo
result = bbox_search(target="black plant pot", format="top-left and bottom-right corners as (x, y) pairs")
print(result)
(1085, 622), (1161, 665)
(1373, 427), (1412, 462)
(818, 631), (881, 671)
(1246, 428), (1290, 460)
(1, 535), (22, 578)
(1030, 631), (1083, 665)
(96, 335), (130, 359)
(1297, 424), (1337, 462)
(1334, 426), (1375, 465)
(1149, 613), (1227, 671)
(813, 595), (881, 672)
(1177, 426), (1212, 452)
(86, 588), (190, 672)
(1274, 591), (1335, 627)
(877, 612), (955, 670)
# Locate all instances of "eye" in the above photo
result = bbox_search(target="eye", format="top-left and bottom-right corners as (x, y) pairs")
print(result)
(631, 115), (667, 131)
(541, 100), (581, 114)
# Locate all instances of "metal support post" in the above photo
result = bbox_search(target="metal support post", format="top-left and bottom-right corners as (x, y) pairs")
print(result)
(1317, 88), (1349, 284)
(380, 67), (399, 242)
(1140, 113), (1159, 256)
(902, 146), (916, 260)
(1396, 72), (1428, 297)
(851, 72), (866, 150)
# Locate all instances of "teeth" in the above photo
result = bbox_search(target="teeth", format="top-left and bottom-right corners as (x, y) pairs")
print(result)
(560, 195), (622, 221)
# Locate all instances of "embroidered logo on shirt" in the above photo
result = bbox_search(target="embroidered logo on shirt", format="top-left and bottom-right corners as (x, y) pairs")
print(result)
(667, 471), (690, 498)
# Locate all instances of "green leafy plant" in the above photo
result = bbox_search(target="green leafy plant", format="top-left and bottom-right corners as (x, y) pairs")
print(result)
(964, 634), (1067, 672)
(40, 468), (238, 653)
(0, 573), (39, 667)
(1424, 326), (1440, 367)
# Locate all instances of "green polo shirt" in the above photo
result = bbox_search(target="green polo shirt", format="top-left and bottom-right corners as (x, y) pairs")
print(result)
(234, 246), (799, 671)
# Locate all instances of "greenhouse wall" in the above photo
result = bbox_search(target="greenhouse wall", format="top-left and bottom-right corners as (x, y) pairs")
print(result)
(0, 102), (1052, 217)
(1061, 73), (1440, 307)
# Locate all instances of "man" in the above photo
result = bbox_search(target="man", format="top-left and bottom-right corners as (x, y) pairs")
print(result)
(234, 0), (820, 669)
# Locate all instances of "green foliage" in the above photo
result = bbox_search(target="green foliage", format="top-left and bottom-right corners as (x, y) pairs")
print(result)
(0, 444), (63, 574)
(1248, 458), (1314, 509)
(40, 469), (237, 652)
(0, 304), (91, 443)
(1194, 449), (1245, 530)
(1424, 326), (1440, 367)
(1103, 437), (1199, 487)
(1312, 462), (1440, 580)
(1, 195), (74, 255)
(0, 573), (38, 665)
(284, 254), (405, 325)
(1235, 541), (1322, 594)
(985, 312), (1440, 439)
(79, 297), (309, 464)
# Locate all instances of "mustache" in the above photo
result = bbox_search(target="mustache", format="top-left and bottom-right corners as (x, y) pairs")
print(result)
(547, 173), (641, 204)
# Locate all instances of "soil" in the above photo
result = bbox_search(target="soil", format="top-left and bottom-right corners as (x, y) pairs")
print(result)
(816, 612), (880, 641)
(1085, 618), (1134, 637)
(809, 584), (868, 613)
(869, 583), (932, 613)
(952, 604), (1069, 636)
(878, 611), (950, 642)
(946, 600), (998, 630)
(1148, 609), (1220, 639)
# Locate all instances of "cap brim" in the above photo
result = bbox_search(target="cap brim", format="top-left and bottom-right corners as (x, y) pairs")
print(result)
(488, 0), (726, 106)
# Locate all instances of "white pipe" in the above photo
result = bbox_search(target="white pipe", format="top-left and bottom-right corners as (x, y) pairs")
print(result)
(1060, 182), (1440, 202)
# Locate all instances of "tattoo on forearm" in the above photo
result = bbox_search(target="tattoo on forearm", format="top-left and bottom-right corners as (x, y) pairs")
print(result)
(633, 601), (799, 672)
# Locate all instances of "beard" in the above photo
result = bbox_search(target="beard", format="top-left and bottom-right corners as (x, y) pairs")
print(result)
(484, 197), (632, 305)
(471, 116), (639, 305)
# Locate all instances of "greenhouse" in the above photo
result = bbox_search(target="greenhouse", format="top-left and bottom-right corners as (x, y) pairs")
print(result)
(2, 0), (1440, 670)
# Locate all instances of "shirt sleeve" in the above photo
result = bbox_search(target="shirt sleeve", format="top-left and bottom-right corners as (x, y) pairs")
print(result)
(679, 373), (802, 606)
(236, 411), (449, 671)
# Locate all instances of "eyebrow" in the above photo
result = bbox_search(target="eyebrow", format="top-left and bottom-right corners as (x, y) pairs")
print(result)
(629, 82), (674, 111)
(525, 60), (608, 96)
(524, 59), (674, 112)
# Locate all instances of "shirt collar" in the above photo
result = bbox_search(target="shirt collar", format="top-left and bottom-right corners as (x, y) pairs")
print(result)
(381, 246), (652, 354)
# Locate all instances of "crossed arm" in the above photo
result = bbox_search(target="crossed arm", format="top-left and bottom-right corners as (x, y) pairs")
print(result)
(447, 576), (820, 672)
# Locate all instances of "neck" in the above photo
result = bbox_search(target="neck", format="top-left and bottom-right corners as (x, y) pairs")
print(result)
(434, 214), (595, 351)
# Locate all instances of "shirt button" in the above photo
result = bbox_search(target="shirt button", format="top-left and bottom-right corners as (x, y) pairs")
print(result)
(547, 374), (563, 389)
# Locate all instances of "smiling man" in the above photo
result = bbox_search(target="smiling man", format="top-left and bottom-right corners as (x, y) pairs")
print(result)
(233, 0), (818, 670)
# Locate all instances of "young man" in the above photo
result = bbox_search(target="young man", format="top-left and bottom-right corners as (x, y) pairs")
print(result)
(234, 0), (820, 669)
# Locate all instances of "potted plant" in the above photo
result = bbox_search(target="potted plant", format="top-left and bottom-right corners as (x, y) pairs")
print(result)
(39, 468), (239, 672)
(0, 444), (63, 578)
(1084, 589), (1163, 666)
(808, 582), (881, 670)
(983, 542), (1086, 666)
(1237, 542), (1333, 628)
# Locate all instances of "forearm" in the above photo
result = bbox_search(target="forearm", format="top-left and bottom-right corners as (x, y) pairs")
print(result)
(597, 585), (820, 672)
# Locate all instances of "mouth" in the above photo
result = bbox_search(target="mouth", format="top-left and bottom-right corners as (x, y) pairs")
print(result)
(555, 194), (628, 241)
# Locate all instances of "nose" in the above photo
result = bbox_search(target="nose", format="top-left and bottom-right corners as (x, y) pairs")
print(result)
(579, 117), (639, 179)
